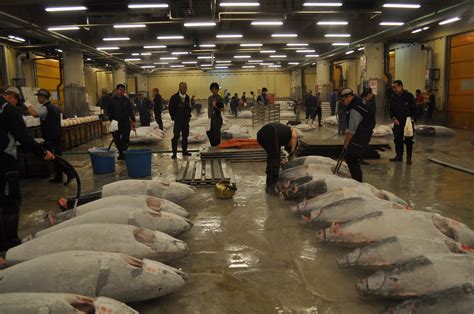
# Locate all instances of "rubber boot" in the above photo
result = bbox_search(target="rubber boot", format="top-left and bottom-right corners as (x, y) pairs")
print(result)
(406, 143), (413, 165)
(171, 142), (178, 159)
(389, 143), (403, 162)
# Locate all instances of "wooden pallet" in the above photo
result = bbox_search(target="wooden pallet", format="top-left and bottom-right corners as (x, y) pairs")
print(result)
(429, 154), (474, 175)
(200, 148), (272, 162)
(176, 159), (235, 187)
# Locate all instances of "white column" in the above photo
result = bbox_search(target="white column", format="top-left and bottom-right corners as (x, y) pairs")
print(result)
(63, 49), (87, 116)
(112, 63), (126, 88)
(316, 60), (331, 101)
(63, 50), (85, 86)
(364, 42), (386, 121)
(136, 73), (148, 94)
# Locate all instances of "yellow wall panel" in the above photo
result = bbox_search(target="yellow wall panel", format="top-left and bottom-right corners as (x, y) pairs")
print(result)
(447, 111), (474, 129)
(450, 44), (474, 63)
(448, 95), (474, 111)
(127, 77), (137, 94)
(449, 61), (474, 79)
(449, 79), (474, 95)
(451, 31), (474, 47)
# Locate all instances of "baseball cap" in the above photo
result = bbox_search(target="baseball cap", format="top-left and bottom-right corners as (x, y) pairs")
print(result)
(4, 87), (20, 95)
(35, 88), (51, 98)
(340, 88), (354, 98)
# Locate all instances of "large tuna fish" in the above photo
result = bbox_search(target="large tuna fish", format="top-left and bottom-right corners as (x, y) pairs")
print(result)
(283, 155), (348, 170)
(292, 187), (408, 216)
(0, 293), (138, 314)
(337, 235), (473, 269)
(8, 223), (189, 265)
(29, 207), (193, 239)
(279, 163), (351, 181)
(355, 254), (474, 299)
(386, 283), (474, 314)
(102, 180), (196, 202)
(0, 251), (188, 302)
(317, 210), (474, 247)
(415, 125), (456, 137)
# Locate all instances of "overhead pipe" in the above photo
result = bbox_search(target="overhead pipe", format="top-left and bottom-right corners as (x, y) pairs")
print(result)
(56, 59), (64, 105)
(15, 52), (28, 88)
(329, 61), (336, 89)
(421, 44), (434, 90)
(383, 44), (393, 86)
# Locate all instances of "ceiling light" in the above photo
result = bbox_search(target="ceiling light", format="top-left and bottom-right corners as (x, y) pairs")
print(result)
(170, 65), (185, 68)
(240, 43), (262, 47)
(411, 28), (422, 33)
(128, 4), (169, 9)
(200, 64), (214, 67)
(215, 66), (229, 69)
(380, 22), (404, 26)
(113, 24), (146, 28)
(200, 44), (216, 48)
(144, 45), (166, 49)
(345, 50), (354, 55)
(270, 55), (287, 58)
(48, 26), (80, 31)
(157, 36), (184, 40)
(216, 64), (231, 66)
(272, 33), (298, 37)
(103, 37), (130, 41)
(45, 6), (87, 12)
(288, 62), (299, 65)
(260, 50), (276, 53)
(55, 48), (63, 53)
(125, 58), (141, 61)
(172, 51), (189, 55)
(216, 34), (243, 38)
(141, 52), (152, 56)
(297, 49), (315, 53)
(305, 54), (320, 57)
(332, 42), (350, 46)
(260, 63), (274, 65)
(242, 65), (255, 68)
(86, 58), (92, 61)
(154, 62), (169, 64)
(383, 3), (421, 9)
(422, 26), (429, 30)
(325, 34), (351, 37)
(248, 60), (264, 63)
(358, 47), (365, 51)
(317, 21), (348, 25)
(216, 60), (232, 63)
(97, 47), (120, 50)
(439, 17), (461, 25)
(268, 65), (282, 68)
(286, 43), (308, 46)
(303, 2), (343, 7)
(7, 35), (25, 42)
(131, 53), (140, 56)
(182, 61), (198, 64)
(234, 55), (251, 58)
(184, 22), (217, 27)
(197, 56), (214, 59)
(219, 2), (260, 7)
(141, 66), (156, 70)
(251, 21), (283, 26)
(160, 57), (178, 60)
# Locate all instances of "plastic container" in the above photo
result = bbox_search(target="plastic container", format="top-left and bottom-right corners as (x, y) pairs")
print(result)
(88, 147), (117, 175)
(124, 149), (152, 177)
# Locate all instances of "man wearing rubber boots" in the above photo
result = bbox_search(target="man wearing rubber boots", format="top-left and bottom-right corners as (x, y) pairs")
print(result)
(257, 123), (299, 195)
(1, 87), (54, 251)
(169, 82), (192, 159)
(340, 88), (375, 182)
(389, 80), (417, 165)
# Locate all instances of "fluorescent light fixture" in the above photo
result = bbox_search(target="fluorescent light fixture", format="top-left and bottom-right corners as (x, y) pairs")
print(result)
(325, 33), (351, 37)
(97, 47), (120, 50)
(332, 42), (350, 46)
(154, 62), (169, 64)
(251, 21), (283, 26)
(268, 65), (282, 68)
(103, 37), (130, 41)
(270, 54), (287, 58)
(45, 6), (87, 12)
(305, 54), (320, 57)
(172, 51), (189, 55)
(200, 64), (214, 67)
(234, 55), (251, 58)
(260, 50), (276, 53)
(411, 28), (422, 33)
(358, 47), (365, 51)
(287, 43), (308, 46)
(182, 61), (198, 64)
(184, 22), (217, 27)
(144, 45), (166, 49)
(216, 34), (243, 38)
(170, 65), (185, 68)
(7, 35), (25, 42)
(422, 26), (429, 30)
(140, 52), (152, 56)
(380, 22), (404, 26)
(131, 53), (140, 56)
(125, 58), (141, 61)
(141, 65), (156, 69)
(439, 17), (461, 25)
(272, 33), (298, 37)
(383, 3), (421, 9)
(303, 2), (342, 7)
(160, 57), (178, 60)
(55, 49), (63, 53)
(317, 21), (348, 25)
(215, 66), (229, 69)
(219, 2), (260, 7)
(48, 26), (80, 31)
(157, 35), (184, 40)
(240, 43), (262, 47)
(113, 24), (146, 28)
(288, 62), (299, 65)
(242, 65), (255, 68)
(200, 44), (216, 48)
(216, 60), (232, 63)
(296, 49), (315, 53)
(248, 60), (264, 63)
(86, 58), (92, 61)
(128, 4), (169, 9)
(197, 56), (214, 59)
(345, 50), (354, 55)
(260, 62), (274, 65)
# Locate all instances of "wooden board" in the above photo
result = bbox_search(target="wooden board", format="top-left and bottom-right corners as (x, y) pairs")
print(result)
(430, 154), (474, 175)
(176, 159), (235, 187)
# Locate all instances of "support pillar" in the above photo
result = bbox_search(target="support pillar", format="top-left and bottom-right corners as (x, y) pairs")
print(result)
(63, 49), (87, 117)
(137, 73), (148, 95)
(112, 63), (126, 88)
(364, 42), (386, 122)
(316, 60), (331, 101)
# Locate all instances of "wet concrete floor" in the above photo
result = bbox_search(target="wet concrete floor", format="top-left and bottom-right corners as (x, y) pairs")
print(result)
(18, 114), (474, 313)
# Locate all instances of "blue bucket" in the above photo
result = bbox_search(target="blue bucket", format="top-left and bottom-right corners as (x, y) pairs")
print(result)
(89, 148), (116, 175)
(124, 149), (152, 177)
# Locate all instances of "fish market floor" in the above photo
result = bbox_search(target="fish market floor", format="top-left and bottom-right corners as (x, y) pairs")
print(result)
(18, 119), (474, 313)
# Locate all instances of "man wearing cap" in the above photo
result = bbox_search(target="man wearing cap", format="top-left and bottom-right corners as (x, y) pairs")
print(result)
(135, 92), (153, 127)
(27, 88), (63, 183)
(169, 82), (192, 159)
(152, 88), (163, 131)
(340, 88), (375, 182)
(1, 87), (54, 251)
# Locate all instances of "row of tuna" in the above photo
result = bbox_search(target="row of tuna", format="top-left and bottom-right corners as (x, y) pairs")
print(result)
(0, 180), (197, 313)
(279, 156), (474, 313)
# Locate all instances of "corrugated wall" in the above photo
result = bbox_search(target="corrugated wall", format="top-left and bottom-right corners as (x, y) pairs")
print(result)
(35, 58), (63, 105)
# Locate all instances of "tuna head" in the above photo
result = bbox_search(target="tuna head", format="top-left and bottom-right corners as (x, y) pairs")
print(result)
(432, 215), (474, 247)
(132, 209), (193, 237)
(133, 227), (189, 261)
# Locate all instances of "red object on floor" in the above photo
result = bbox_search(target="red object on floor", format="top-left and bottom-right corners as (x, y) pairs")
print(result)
(217, 139), (261, 149)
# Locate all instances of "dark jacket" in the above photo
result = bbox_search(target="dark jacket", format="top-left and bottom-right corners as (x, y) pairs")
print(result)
(208, 95), (224, 119)
(304, 95), (317, 108)
(168, 92), (192, 121)
(347, 96), (375, 148)
(153, 94), (163, 113)
(108, 95), (135, 126)
(136, 97), (153, 115)
(389, 90), (416, 123)
(40, 101), (61, 143)
(257, 94), (267, 105)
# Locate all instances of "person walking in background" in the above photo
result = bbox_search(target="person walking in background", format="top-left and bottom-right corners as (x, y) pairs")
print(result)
(304, 90), (317, 126)
(415, 89), (424, 123)
(207, 83), (224, 146)
(315, 91), (323, 127)
(257, 88), (268, 106)
(169, 82), (192, 159)
(230, 93), (239, 117)
(330, 88), (338, 116)
(241, 92), (247, 108)
(337, 97), (347, 135)
(249, 91), (256, 107)
(425, 89), (435, 123)
(135, 92), (153, 127)
(151, 88), (163, 131)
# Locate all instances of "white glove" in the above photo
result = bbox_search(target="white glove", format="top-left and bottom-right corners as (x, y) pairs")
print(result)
(205, 118), (211, 132)
(109, 120), (119, 132)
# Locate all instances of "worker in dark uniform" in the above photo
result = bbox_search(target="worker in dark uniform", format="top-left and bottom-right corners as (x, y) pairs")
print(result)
(207, 82), (224, 147)
(257, 123), (299, 195)
(135, 92), (153, 127)
(340, 88), (375, 182)
(304, 90), (317, 126)
(257, 87), (268, 106)
(151, 88), (163, 130)
(27, 89), (63, 183)
(169, 82), (192, 159)
(108, 84), (136, 160)
(315, 91), (323, 127)
(1, 87), (54, 251)
(389, 80), (417, 164)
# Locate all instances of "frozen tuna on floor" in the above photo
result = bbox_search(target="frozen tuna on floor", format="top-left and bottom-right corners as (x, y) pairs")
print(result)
(355, 254), (474, 299)
(0, 293), (138, 314)
(8, 223), (189, 265)
(415, 125), (456, 137)
(317, 210), (474, 247)
(0, 251), (189, 303)
(279, 163), (351, 181)
(283, 155), (343, 170)
(102, 180), (196, 202)
(29, 207), (193, 239)
(385, 283), (474, 314)
(337, 235), (473, 269)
